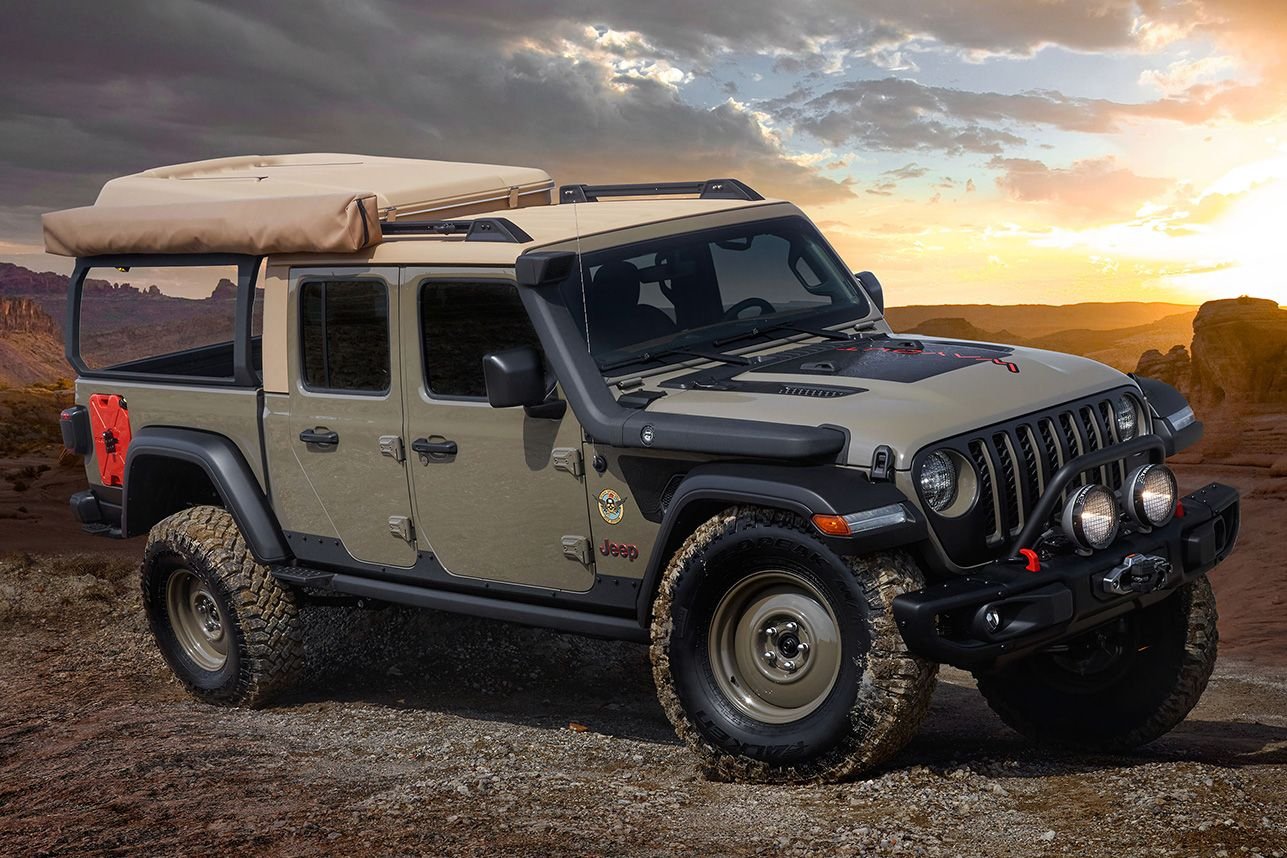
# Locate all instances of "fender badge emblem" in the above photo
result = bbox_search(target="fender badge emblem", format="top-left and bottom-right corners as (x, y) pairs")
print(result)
(597, 489), (628, 525)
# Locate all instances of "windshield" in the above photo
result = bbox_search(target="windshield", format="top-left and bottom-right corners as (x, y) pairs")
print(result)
(558, 216), (873, 372)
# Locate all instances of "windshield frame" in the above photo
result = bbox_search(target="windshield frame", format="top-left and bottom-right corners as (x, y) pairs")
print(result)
(557, 214), (878, 376)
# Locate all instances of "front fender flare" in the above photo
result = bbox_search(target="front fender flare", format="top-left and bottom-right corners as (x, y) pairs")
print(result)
(635, 463), (925, 626)
(123, 427), (290, 563)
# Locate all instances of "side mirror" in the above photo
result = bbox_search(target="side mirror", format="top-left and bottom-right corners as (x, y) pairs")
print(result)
(483, 346), (547, 408)
(855, 270), (884, 314)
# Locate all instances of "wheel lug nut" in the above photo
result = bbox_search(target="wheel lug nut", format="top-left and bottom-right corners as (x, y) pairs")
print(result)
(783, 622), (798, 634)
(797, 642), (809, 656)
(764, 627), (777, 638)
(762, 651), (777, 663)
(782, 660), (797, 673)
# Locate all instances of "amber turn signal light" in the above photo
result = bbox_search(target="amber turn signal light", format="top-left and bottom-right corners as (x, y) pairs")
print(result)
(811, 514), (851, 536)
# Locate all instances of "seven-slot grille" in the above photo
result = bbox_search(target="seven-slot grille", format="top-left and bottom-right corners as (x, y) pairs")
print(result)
(962, 394), (1140, 547)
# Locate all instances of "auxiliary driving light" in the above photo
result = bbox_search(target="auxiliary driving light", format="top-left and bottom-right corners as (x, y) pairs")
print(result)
(1123, 464), (1178, 528)
(1061, 483), (1120, 551)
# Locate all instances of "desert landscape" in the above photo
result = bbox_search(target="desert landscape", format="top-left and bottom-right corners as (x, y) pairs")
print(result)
(1, 262), (1284, 855)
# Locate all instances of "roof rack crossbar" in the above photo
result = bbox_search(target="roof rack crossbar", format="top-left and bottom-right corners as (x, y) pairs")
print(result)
(559, 179), (763, 204)
(379, 217), (533, 243)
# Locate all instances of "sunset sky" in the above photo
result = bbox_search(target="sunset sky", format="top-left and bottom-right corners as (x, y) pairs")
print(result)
(2, 1), (1285, 306)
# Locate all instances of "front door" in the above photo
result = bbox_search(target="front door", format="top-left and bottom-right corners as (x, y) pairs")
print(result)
(399, 269), (595, 591)
(287, 267), (416, 567)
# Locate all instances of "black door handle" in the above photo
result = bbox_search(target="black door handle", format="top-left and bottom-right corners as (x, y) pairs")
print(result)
(299, 428), (339, 446)
(411, 437), (458, 457)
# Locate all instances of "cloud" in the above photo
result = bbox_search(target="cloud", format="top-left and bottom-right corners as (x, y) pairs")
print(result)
(1138, 54), (1236, 95)
(883, 163), (930, 181)
(989, 156), (1172, 223)
(774, 73), (1287, 155)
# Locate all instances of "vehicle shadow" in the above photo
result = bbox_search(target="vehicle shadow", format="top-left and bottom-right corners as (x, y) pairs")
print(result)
(904, 678), (1287, 776)
(285, 605), (1287, 773)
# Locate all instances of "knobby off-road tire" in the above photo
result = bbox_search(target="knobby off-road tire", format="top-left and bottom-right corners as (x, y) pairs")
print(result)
(141, 505), (304, 707)
(650, 506), (938, 784)
(975, 575), (1217, 750)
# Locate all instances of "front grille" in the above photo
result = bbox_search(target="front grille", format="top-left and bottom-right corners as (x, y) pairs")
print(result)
(969, 395), (1134, 545)
(925, 389), (1146, 563)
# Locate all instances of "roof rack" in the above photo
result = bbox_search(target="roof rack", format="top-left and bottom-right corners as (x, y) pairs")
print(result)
(559, 179), (764, 204)
(379, 217), (533, 243)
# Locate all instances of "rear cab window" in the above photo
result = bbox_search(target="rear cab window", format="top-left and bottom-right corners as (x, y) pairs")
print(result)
(299, 280), (391, 393)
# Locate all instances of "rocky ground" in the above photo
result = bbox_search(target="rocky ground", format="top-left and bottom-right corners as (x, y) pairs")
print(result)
(1, 550), (1285, 857)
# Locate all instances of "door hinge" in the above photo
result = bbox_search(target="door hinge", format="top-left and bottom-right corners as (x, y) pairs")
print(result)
(388, 515), (414, 543)
(379, 435), (405, 463)
(561, 535), (592, 565)
(552, 447), (584, 477)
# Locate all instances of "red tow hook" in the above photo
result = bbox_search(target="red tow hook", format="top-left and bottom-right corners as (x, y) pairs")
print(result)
(1018, 548), (1041, 573)
(1175, 500), (1185, 519)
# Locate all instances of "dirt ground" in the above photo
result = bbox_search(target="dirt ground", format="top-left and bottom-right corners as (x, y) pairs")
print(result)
(0, 563), (1284, 856)
(1, 450), (1285, 856)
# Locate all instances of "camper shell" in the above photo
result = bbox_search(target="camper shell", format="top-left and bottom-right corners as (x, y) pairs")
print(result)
(48, 154), (1239, 783)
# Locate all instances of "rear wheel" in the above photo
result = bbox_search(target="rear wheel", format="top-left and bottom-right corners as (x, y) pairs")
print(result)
(142, 506), (304, 707)
(975, 576), (1217, 749)
(650, 506), (938, 783)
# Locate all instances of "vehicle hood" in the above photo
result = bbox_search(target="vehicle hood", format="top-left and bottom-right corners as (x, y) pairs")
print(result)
(641, 336), (1136, 469)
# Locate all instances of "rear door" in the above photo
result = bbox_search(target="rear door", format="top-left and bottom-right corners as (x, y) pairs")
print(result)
(286, 267), (416, 567)
(398, 269), (595, 591)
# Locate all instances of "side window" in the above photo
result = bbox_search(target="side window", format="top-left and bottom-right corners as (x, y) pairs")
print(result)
(299, 280), (390, 393)
(420, 281), (543, 398)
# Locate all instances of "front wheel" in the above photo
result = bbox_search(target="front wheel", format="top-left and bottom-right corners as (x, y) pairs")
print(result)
(650, 507), (938, 783)
(975, 576), (1218, 750)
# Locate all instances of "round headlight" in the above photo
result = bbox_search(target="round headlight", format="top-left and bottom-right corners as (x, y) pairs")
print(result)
(1061, 484), (1120, 551)
(1115, 395), (1138, 441)
(1124, 464), (1177, 527)
(919, 450), (957, 512)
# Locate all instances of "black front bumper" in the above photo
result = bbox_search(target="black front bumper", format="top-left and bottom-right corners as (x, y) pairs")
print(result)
(893, 483), (1239, 669)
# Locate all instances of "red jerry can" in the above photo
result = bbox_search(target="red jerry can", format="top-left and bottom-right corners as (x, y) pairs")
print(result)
(88, 394), (132, 487)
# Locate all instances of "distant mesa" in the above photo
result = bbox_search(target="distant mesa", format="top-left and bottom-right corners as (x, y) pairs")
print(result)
(0, 296), (68, 387)
(899, 316), (1026, 346)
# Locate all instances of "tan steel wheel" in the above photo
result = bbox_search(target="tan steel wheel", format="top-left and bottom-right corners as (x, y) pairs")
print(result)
(166, 567), (228, 672)
(708, 569), (842, 724)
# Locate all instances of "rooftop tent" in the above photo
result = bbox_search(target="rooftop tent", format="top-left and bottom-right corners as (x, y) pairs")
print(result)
(41, 153), (555, 257)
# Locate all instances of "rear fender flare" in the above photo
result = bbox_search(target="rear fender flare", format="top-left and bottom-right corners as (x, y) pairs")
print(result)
(123, 427), (290, 563)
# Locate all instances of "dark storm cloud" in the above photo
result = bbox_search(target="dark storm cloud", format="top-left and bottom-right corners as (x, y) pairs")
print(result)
(0, 0), (860, 240)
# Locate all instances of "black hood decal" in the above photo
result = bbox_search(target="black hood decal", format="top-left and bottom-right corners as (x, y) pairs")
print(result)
(658, 336), (1020, 392)
(748, 337), (1019, 383)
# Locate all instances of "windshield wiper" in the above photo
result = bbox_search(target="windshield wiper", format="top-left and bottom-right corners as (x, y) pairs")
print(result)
(600, 345), (752, 373)
(713, 319), (856, 348)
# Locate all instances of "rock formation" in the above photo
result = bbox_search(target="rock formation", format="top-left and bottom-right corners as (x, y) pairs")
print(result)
(1188, 297), (1287, 406)
(1135, 344), (1191, 391)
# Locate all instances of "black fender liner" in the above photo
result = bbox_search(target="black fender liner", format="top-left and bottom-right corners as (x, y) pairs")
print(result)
(516, 262), (846, 461)
(634, 462), (926, 626)
(123, 427), (290, 563)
